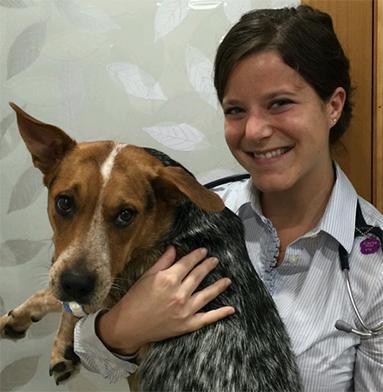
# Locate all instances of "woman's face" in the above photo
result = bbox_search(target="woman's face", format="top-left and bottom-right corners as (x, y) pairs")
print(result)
(222, 51), (345, 194)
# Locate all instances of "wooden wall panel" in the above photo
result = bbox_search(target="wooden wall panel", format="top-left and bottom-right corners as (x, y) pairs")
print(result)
(373, 0), (382, 211)
(303, 0), (374, 203)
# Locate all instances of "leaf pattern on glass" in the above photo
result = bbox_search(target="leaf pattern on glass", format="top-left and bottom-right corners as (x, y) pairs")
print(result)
(188, 0), (223, 10)
(0, 110), (16, 142)
(0, 124), (20, 160)
(186, 46), (217, 109)
(55, 0), (120, 33)
(154, 0), (189, 41)
(0, 0), (28, 8)
(0, 356), (40, 391)
(0, 296), (5, 315)
(42, 31), (107, 61)
(7, 22), (47, 80)
(223, 0), (253, 22)
(0, 239), (47, 266)
(8, 167), (44, 213)
(4, 76), (62, 106)
(57, 65), (86, 123)
(107, 63), (167, 100)
(143, 123), (205, 151)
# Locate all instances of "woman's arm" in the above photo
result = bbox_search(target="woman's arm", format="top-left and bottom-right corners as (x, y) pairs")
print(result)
(73, 246), (234, 381)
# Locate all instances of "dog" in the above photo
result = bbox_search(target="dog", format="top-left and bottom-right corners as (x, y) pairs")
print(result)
(0, 103), (302, 391)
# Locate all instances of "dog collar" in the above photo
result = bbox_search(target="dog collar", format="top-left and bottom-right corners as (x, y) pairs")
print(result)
(62, 301), (88, 318)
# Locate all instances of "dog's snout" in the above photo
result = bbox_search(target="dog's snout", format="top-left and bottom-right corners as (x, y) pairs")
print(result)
(60, 267), (96, 304)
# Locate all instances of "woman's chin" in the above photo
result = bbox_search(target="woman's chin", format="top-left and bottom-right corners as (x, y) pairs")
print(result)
(250, 173), (295, 194)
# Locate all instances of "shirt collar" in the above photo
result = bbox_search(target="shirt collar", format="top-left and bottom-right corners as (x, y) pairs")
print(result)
(317, 162), (358, 253)
(238, 163), (358, 252)
(247, 180), (263, 216)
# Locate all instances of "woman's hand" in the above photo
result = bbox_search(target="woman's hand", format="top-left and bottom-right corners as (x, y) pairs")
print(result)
(96, 246), (234, 355)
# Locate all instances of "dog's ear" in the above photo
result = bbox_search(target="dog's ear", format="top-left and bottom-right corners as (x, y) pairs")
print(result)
(9, 102), (76, 175)
(154, 166), (224, 212)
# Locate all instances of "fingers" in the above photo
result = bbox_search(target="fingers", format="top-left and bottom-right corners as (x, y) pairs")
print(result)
(169, 247), (209, 281)
(144, 245), (177, 275)
(148, 247), (229, 308)
(181, 256), (219, 295)
(189, 306), (236, 332)
(145, 247), (208, 280)
(189, 277), (232, 312)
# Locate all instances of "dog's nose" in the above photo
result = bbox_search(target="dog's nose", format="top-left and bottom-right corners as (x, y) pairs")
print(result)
(60, 267), (96, 304)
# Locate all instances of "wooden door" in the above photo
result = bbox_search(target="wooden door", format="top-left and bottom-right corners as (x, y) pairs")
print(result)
(303, 0), (381, 211)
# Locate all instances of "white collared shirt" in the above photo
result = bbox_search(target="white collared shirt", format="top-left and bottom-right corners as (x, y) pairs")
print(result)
(214, 162), (383, 391)
(74, 163), (383, 391)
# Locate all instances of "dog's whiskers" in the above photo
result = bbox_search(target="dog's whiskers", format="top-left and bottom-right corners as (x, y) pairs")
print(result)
(112, 277), (130, 284)
(110, 283), (125, 294)
(29, 266), (50, 289)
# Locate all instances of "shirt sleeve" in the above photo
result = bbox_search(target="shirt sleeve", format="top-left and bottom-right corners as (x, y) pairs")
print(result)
(353, 268), (383, 391)
(73, 310), (138, 383)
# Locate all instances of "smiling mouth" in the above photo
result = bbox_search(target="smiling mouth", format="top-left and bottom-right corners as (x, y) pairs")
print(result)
(253, 146), (293, 159)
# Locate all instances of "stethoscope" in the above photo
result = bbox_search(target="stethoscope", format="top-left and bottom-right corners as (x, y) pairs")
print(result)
(336, 201), (383, 337)
(205, 174), (383, 338)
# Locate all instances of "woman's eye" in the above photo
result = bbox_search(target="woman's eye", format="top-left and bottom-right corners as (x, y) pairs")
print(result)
(224, 106), (244, 116)
(55, 195), (74, 217)
(114, 209), (136, 228)
(269, 99), (293, 110)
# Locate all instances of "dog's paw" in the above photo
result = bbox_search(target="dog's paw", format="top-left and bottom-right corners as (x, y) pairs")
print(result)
(49, 346), (81, 385)
(0, 310), (32, 340)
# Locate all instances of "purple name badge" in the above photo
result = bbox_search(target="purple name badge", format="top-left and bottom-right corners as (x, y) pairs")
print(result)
(360, 237), (381, 255)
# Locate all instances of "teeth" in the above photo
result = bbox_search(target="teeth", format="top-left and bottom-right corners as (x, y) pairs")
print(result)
(254, 147), (288, 159)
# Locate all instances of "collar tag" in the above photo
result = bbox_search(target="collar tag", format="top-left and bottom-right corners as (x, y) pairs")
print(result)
(62, 301), (87, 318)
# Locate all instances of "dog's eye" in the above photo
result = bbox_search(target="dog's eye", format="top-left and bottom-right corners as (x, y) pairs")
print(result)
(114, 208), (136, 228)
(55, 195), (74, 217)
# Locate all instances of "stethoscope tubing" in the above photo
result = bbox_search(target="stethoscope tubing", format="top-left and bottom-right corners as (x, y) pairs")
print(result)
(344, 269), (369, 331)
(338, 270), (383, 337)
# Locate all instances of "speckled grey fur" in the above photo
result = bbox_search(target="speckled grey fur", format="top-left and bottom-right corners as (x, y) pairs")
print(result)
(131, 149), (302, 392)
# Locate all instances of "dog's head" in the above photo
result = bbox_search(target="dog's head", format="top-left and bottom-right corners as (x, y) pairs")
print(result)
(10, 103), (224, 312)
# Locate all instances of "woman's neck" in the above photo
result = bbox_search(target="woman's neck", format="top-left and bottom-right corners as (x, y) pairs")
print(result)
(260, 163), (335, 239)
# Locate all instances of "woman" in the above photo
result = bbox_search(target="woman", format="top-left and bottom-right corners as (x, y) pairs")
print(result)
(74, 6), (383, 390)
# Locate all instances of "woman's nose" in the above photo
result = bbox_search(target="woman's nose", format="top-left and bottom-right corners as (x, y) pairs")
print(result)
(244, 114), (273, 142)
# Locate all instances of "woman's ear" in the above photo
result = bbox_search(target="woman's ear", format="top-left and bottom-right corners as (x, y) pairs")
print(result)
(327, 87), (346, 127)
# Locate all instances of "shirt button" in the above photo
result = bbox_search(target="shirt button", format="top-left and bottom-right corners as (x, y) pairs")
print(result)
(287, 255), (299, 264)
